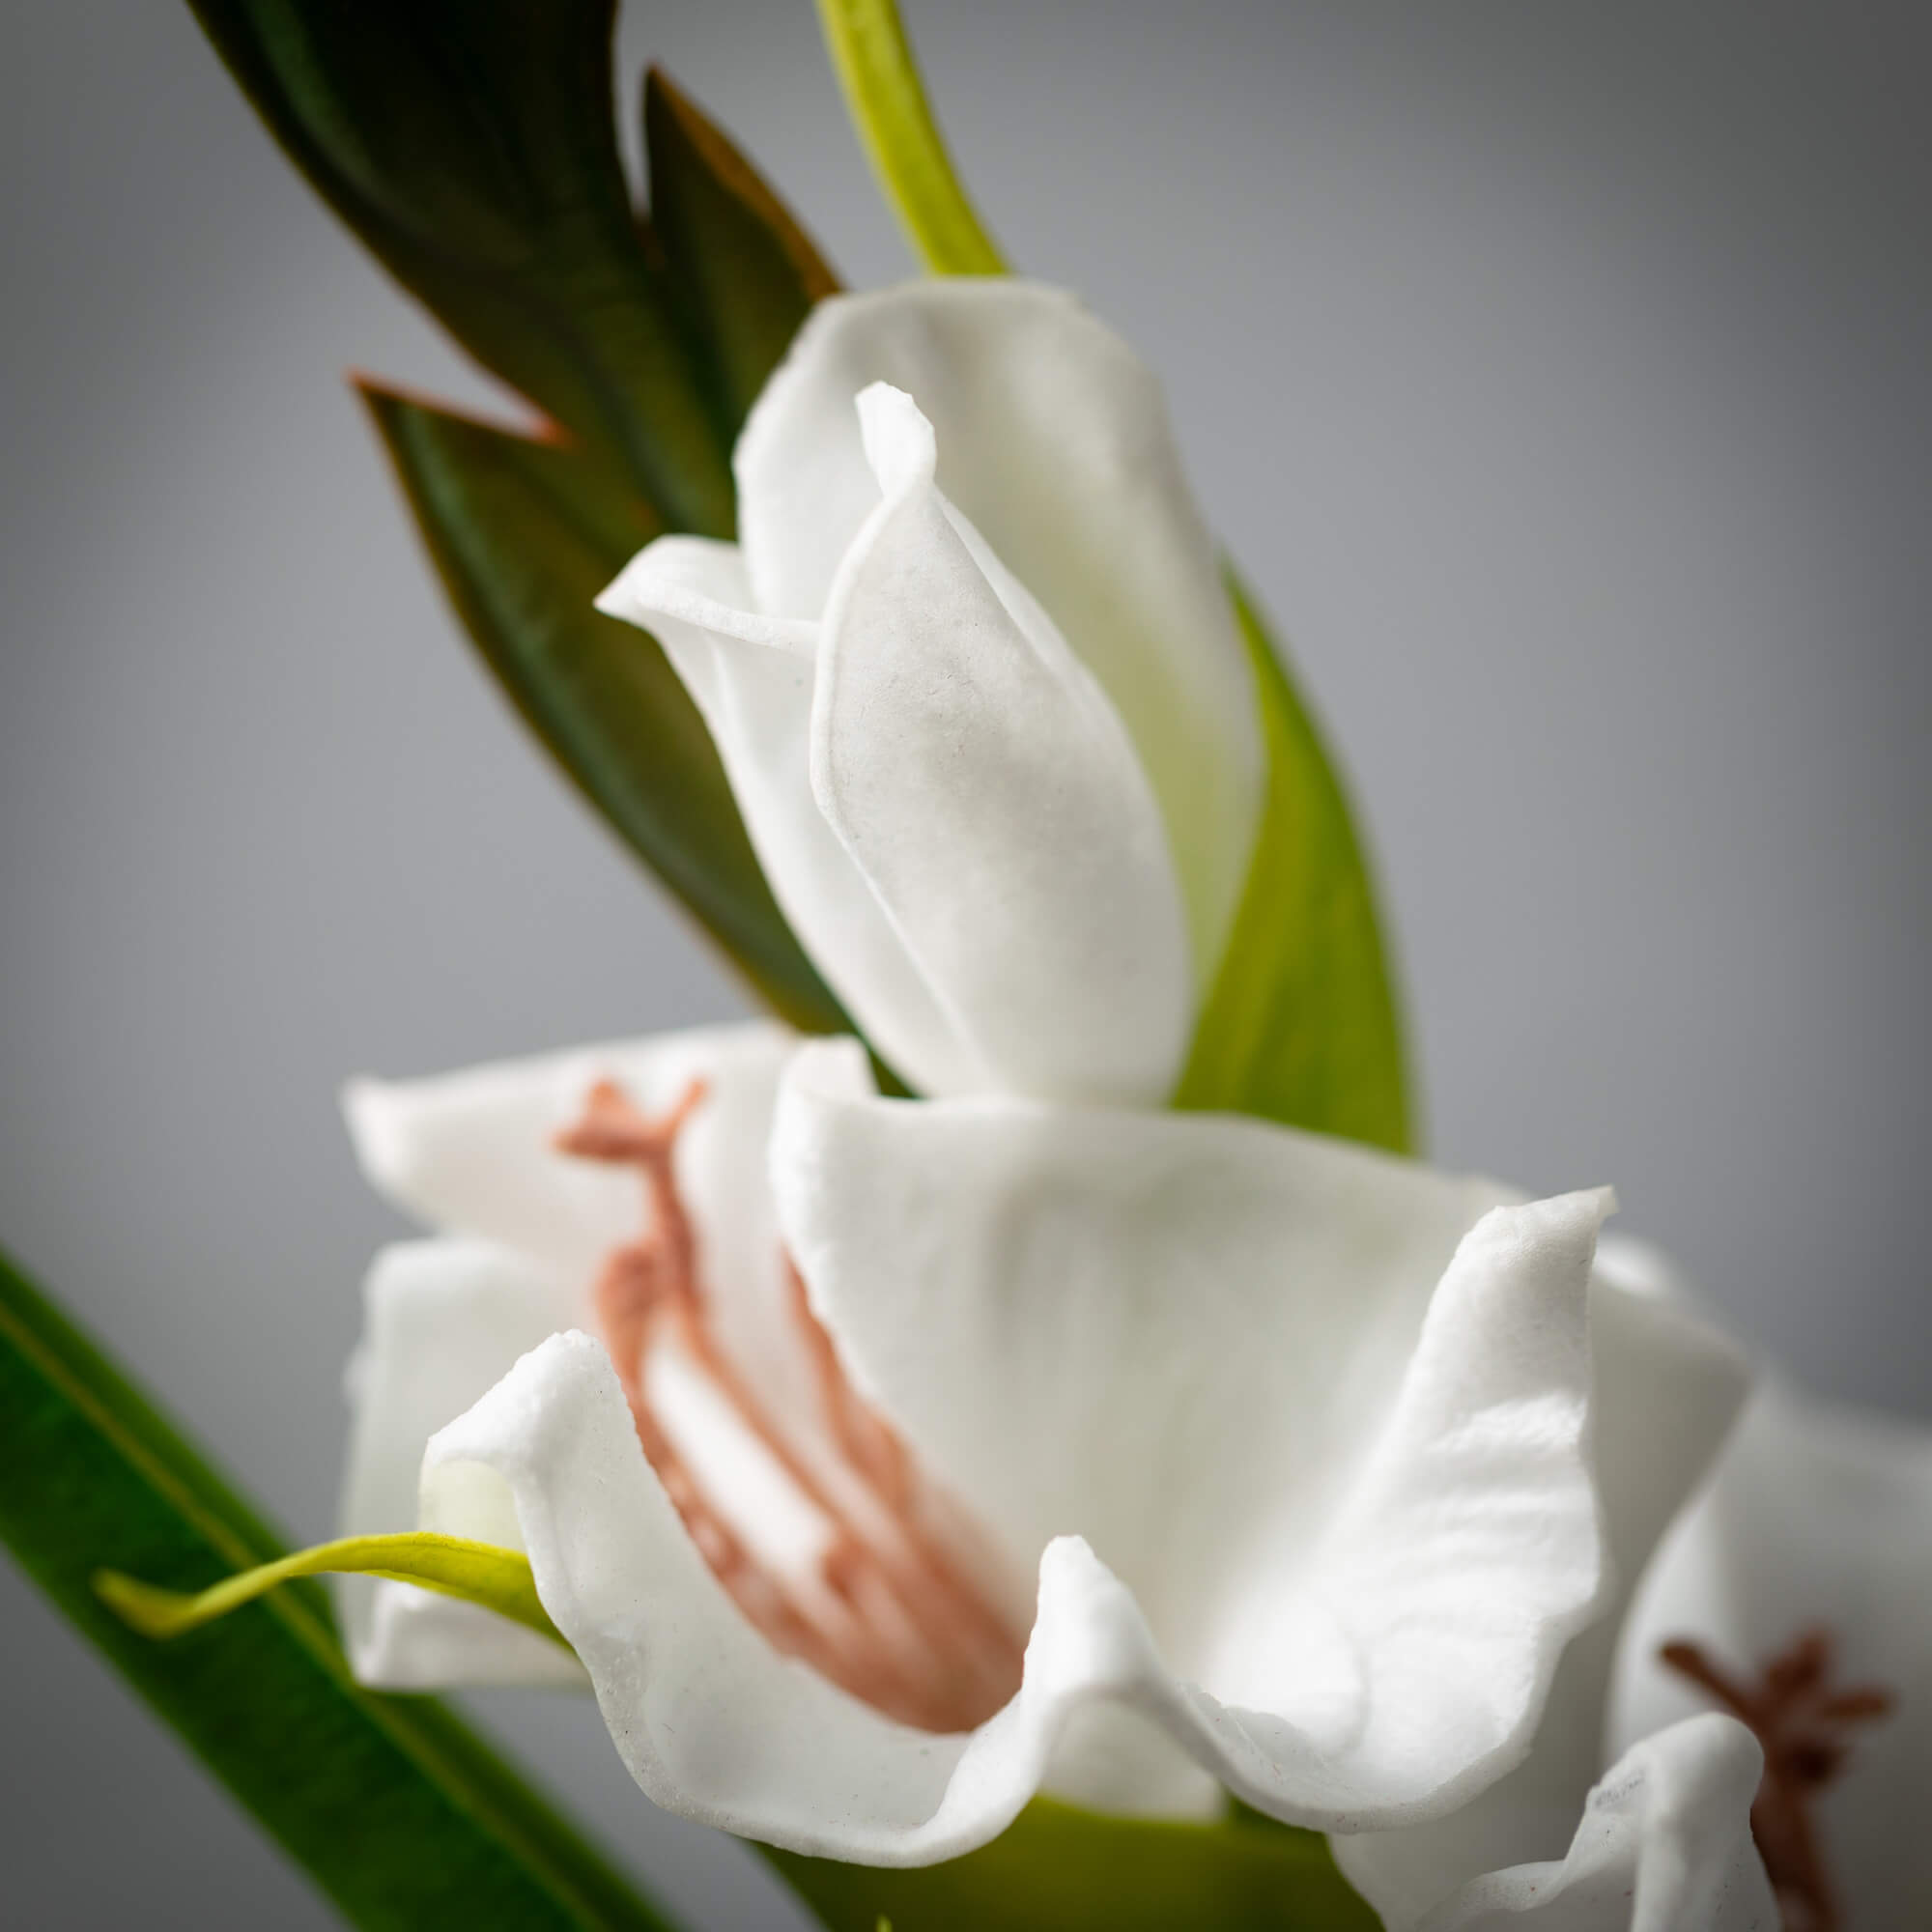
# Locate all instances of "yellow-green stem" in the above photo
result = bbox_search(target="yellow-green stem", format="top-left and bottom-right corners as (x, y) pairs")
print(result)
(815, 0), (1009, 273)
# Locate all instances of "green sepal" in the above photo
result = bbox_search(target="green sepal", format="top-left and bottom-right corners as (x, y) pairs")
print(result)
(99, 1531), (564, 1649)
(770, 1796), (1379, 1931)
(188, 0), (732, 535)
(644, 68), (841, 443)
(1176, 581), (1412, 1151)
(360, 384), (849, 1036)
(0, 1245), (678, 1931)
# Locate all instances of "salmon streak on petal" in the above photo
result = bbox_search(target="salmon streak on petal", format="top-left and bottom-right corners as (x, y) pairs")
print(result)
(340, 1022), (1028, 1732)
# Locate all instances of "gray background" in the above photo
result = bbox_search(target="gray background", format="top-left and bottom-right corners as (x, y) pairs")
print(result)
(3, 2), (1927, 1925)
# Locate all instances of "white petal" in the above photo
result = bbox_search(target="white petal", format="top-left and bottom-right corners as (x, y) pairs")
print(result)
(1610, 1381), (1932, 1927)
(337, 1237), (583, 1688)
(596, 537), (997, 1097)
(600, 404), (1197, 1104)
(1334, 1280), (1752, 1923)
(735, 279), (1264, 978)
(1415, 1715), (1775, 1931)
(772, 1042), (1615, 1829)
(426, 1317), (1597, 1864)
(810, 384), (1193, 1104)
(342, 1019), (792, 1292)
(416, 1330), (1177, 1860)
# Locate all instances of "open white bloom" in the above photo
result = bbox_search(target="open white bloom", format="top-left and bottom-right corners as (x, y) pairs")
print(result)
(1609, 1379), (1932, 1928)
(340, 1020), (1743, 1867)
(596, 281), (1264, 1105)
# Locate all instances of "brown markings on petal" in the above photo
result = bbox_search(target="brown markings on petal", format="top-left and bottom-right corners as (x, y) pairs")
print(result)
(1662, 1627), (1893, 1932)
(556, 1076), (1025, 1734)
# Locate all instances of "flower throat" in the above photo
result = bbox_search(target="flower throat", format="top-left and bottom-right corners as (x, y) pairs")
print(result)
(556, 1076), (1024, 1734)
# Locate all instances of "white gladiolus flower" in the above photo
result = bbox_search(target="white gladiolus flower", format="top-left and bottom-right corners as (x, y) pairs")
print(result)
(596, 281), (1264, 1106)
(337, 1022), (1745, 1868)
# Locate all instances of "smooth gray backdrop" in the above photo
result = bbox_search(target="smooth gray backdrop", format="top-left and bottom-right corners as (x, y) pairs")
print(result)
(3, 3), (1927, 1925)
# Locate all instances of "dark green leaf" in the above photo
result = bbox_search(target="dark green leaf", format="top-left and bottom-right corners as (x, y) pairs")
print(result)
(645, 68), (840, 444)
(768, 1797), (1379, 1931)
(362, 384), (848, 1036)
(0, 1245), (679, 1932)
(188, 0), (733, 534)
(1176, 580), (1413, 1152)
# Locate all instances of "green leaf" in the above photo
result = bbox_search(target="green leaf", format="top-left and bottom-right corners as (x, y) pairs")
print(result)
(99, 1532), (564, 1648)
(1175, 581), (1412, 1151)
(814, 0), (1007, 274)
(361, 384), (849, 1037)
(0, 1245), (680, 1932)
(187, 0), (733, 535)
(644, 68), (841, 442)
(189, 4), (857, 1037)
(769, 1798), (1379, 1931)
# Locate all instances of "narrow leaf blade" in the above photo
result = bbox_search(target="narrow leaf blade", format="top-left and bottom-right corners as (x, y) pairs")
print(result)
(188, 0), (733, 533)
(0, 1245), (678, 1932)
(645, 68), (840, 442)
(362, 385), (848, 1036)
(1176, 581), (1412, 1151)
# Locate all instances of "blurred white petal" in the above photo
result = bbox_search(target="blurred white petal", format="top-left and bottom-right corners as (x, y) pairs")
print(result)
(337, 1237), (582, 1688)
(1416, 1716), (1774, 1932)
(1611, 1381), (1932, 1926)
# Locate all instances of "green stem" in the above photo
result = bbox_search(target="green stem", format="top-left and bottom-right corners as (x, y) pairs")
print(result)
(814, 0), (1008, 273)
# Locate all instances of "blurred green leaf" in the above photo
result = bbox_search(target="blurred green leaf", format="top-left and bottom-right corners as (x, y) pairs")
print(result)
(99, 1531), (564, 1648)
(0, 1245), (679, 1932)
(189, 0), (732, 535)
(361, 385), (847, 1035)
(1175, 582), (1411, 1151)
(770, 1797), (1378, 1931)
(644, 67), (839, 442)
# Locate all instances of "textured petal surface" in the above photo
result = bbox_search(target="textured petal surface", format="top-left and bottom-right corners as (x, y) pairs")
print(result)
(735, 279), (1263, 979)
(595, 546), (990, 1095)
(810, 384), (1192, 1103)
(600, 395), (1196, 1104)
(1610, 1382), (1932, 1928)
(1416, 1716), (1776, 1931)
(337, 1236), (582, 1688)
(1336, 1280), (1752, 1924)
(769, 1042), (1615, 1831)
